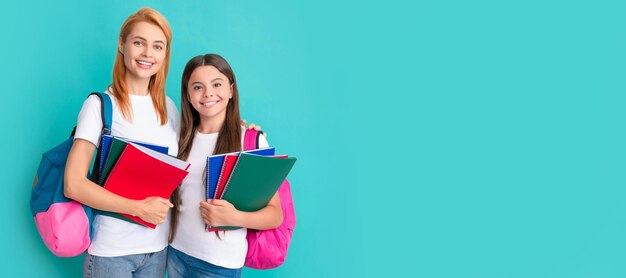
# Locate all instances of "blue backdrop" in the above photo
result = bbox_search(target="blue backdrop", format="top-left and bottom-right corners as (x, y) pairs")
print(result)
(2, 0), (626, 277)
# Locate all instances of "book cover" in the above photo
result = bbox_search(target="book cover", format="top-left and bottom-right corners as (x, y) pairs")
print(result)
(206, 147), (276, 199)
(209, 153), (296, 231)
(214, 154), (239, 201)
(222, 153), (296, 212)
(98, 135), (169, 185)
(103, 143), (190, 228)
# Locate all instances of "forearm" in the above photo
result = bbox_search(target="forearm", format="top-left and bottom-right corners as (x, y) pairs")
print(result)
(234, 193), (283, 230)
(63, 139), (140, 217)
(236, 205), (283, 230)
(64, 176), (139, 216)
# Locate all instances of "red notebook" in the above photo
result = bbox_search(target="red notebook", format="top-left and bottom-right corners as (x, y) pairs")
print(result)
(103, 143), (190, 228)
(214, 154), (239, 199)
(207, 154), (239, 232)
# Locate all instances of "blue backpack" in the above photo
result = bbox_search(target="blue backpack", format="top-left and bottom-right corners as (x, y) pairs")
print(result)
(30, 92), (112, 257)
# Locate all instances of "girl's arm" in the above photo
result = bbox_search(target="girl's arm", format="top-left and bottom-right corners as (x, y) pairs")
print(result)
(64, 139), (173, 225)
(200, 192), (283, 230)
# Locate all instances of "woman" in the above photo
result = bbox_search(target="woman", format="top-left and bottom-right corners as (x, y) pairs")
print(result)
(64, 8), (177, 277)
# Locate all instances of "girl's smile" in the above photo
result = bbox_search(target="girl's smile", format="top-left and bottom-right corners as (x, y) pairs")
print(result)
(200, 100), (220, 107)
(188, 65), (233, 121)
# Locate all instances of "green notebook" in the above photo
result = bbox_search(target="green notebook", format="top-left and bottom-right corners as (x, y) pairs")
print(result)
(99, 137), (128, 185)
(96, 138), (135, 224)
(212, 153), (297, 230)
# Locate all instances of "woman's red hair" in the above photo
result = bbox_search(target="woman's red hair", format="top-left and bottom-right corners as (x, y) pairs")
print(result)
(111, 7), (172, 124)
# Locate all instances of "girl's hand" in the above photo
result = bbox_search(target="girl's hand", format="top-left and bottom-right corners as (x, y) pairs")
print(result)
(200, 199), (242, 227)
(135, 197), (173, 225)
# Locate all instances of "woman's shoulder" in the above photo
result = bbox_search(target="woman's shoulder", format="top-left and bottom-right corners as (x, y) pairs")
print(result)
(164, 96), (180, 126)
(82, 88), (114, 109)
(165, 96), (178, 110)
(165, 95), (178, 109)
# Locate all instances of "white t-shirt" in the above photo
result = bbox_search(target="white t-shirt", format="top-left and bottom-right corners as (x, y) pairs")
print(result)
(170, 127), (269, 269)
(74, 89), (180, 257)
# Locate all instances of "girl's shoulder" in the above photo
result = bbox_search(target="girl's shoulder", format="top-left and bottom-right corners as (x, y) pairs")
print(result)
(241, 126), (270, 148)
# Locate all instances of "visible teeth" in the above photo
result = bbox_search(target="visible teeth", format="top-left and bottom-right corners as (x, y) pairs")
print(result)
(203, 101), (217, 106)
(137, 61), (152, 66)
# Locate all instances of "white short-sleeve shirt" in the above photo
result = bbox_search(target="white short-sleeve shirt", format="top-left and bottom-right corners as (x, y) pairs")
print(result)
(170, 127), (269, 269)
(74, 89), (180, 257)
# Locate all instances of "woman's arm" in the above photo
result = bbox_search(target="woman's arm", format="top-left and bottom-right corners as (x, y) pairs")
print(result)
(200, 192), (283, 230)
(64, 139), (173, 225)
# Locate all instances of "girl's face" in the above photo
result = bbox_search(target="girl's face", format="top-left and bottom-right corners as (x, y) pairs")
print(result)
(118, 21), (167, 81)
(187, 66), (233, 121)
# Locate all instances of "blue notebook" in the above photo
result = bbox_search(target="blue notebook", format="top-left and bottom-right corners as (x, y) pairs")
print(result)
(206, 147), (275, 199)
(99, 135), (169, 176)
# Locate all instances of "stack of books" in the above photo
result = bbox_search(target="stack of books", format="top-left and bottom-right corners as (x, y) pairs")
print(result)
(206, 147), (297, 231)
(97, 135), (190, 228)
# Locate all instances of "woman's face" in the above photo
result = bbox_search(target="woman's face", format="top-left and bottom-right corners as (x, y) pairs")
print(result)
(187, 65), (233, 121)
(118, 21), (167, 81)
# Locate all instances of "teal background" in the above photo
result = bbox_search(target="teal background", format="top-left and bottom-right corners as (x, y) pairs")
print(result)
(2, 0), (626, 277)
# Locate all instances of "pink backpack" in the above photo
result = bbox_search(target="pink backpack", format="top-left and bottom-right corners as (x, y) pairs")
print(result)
(30, 92), (112, 257)
(242, 129), (296, 269)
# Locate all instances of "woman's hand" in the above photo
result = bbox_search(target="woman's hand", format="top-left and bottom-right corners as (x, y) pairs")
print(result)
(200, 199), (241, 227)
(241, 119), (261, 130)
(241, 119), (267, 137)
(135, 197), (173, 225)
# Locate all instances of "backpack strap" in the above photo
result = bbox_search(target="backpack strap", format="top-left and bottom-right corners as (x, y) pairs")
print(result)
(89, 92), (113, 136)
(243, 129), (264, 151)
(86, 92), (113, 183)
(69, 92), (112, 138)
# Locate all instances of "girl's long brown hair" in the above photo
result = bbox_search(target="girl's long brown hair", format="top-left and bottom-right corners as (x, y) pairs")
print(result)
(111, 7), (172, 125)
(169, 54), (241, 243)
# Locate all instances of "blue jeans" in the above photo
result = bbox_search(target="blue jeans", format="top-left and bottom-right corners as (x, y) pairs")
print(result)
(167, 246), (242, 278)
(83, 248), (167, 278)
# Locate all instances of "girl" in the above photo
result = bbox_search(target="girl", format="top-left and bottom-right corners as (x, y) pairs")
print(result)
(64, 8), (177, 277)
(167, 54), (283, 278)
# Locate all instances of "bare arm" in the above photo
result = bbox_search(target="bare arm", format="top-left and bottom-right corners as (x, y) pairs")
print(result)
(64, 139), (173, 225)
(200, 192), (283, 230)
